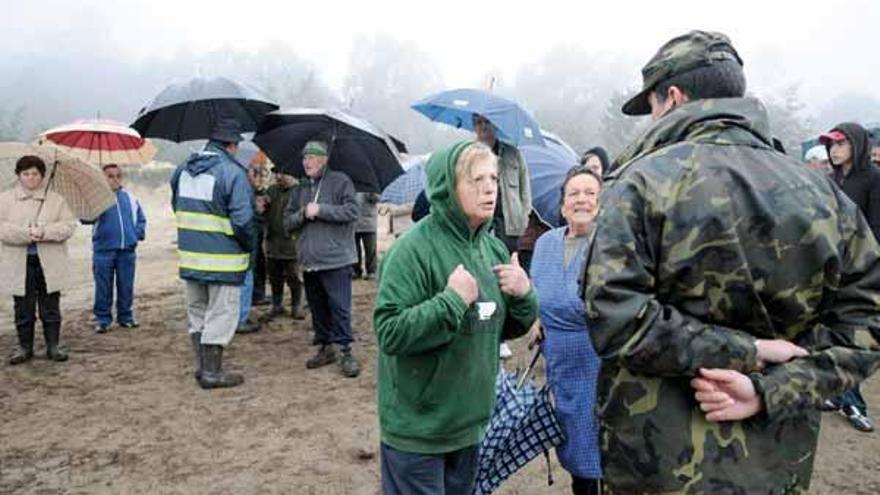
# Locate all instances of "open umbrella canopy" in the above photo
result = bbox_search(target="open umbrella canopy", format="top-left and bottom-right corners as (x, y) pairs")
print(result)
(412, 88), (545, 147)
(131, 76), (279, 143)
(36, 118), (157, 166)
(0, 142), (116, 221)
(253, 108), (405, 193)
(380, 153), (429, 204)
(520, 130), (579, 227)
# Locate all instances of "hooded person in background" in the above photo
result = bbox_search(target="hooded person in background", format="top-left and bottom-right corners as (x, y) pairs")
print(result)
(816, 122), (880, 432)
(580, 146), (610, 178)
(871, 139), (880, 167)
(263, 167), (305, 320)
(170, 118), (255, 389)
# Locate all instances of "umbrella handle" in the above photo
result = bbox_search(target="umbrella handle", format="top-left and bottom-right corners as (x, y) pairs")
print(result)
(34, 157), (59, 223)
(515, 346), (543, 391)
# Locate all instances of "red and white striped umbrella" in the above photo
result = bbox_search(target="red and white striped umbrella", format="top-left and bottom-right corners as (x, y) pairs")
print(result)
(35, 119), (157, 166)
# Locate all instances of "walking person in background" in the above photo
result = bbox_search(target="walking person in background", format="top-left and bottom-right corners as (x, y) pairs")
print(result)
(284, 140), (361, 378)
(472, 113), (531, 359)
(170, 119), (254, 389)
(530, 165), (603, 494)
(374, 140), (537, 495)
(1, 155), (77, 364)
(89, 164), (146, 334)
(264, 166), (305, 320)
(352, 191), (380, 280)
(817, 122), (880, 432)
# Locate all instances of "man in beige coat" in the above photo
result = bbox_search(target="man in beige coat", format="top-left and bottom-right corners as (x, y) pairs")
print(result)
(0, 155), (78, 364)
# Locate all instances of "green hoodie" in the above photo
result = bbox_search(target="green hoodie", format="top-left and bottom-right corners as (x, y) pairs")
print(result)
(374, 140), (538, 454)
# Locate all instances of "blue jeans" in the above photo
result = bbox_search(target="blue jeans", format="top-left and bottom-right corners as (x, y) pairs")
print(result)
(832, 386), (868, 415)
(303, 266), (353, 350)
(380, 443), (479, 495)
(238, 269), (254, 326)
(93, 248), (137, 326)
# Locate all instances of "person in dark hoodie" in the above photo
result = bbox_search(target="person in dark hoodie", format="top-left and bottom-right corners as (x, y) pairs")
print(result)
(170, 118), (255, 390)
(818, 122), (880, 432)
(374, 140), (537, 495)
(580, 146), (610, 178)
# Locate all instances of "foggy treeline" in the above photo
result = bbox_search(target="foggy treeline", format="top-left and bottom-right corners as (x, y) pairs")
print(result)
(2, 35), (879, 165)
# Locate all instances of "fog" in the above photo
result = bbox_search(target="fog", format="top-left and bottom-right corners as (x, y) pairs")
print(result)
(3, 0), (879, 160)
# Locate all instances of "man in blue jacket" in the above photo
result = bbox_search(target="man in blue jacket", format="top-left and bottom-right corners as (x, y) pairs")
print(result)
(91, 164), (146, 333)
(170, 119), (255, 389)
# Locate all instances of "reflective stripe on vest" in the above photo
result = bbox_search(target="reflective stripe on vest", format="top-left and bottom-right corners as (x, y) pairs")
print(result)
(178, 249), (249, 273)
(175, 211), (234, 235)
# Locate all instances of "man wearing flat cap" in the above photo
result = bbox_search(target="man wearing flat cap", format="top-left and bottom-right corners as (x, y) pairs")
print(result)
(170, 118), (255, 389)
(583, 31), (880, 493)
(284, 140), (361, 378)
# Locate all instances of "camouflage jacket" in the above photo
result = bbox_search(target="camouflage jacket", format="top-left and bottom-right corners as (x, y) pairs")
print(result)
(584, 97), (880, 494)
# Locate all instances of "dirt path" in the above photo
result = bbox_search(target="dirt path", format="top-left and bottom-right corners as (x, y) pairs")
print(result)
(1, 187), (877, 494)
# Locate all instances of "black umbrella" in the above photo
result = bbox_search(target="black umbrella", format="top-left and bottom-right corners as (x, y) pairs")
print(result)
(131, 76), (279, 142)
(253, 108), (405, 193)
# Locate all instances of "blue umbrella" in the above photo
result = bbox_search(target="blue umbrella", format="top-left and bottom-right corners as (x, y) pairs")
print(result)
(380, 154), (429, 204)
(412, 89), (545, 146)
(520, 131), (578, 227)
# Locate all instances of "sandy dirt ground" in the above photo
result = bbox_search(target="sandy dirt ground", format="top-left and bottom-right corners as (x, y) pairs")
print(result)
(0, 186), (878, 494)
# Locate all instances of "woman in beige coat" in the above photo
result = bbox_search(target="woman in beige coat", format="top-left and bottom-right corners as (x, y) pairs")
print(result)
(0, 155), (77, 364)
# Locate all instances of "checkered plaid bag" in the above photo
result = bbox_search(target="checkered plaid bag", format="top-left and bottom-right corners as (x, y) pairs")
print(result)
(471, 366), (565, 495)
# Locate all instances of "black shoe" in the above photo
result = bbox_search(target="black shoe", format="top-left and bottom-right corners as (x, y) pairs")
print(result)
(8, 347), (34, 365)
(95, 323), (110, 334)
(841, 405), (874, 432)
(190, 332), (203, 381)
(119, 320), (140, 329)
(268, 305), (286, 318)
(44, 323), (68, 362)
(236, 319), (261, 334)
(252, 296), (271, 307)
(198, 345), (244, 389)
(306, 345), (337, 369)
(339, 352), (361, 378)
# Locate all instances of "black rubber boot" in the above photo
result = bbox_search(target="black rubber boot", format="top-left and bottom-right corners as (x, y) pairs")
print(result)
(190, 332), (203, 381)
(43, 322), (68, 362)
(291, 285), (305, 321)
(9, 323), (34, 365)
(198, 345), (244, 389)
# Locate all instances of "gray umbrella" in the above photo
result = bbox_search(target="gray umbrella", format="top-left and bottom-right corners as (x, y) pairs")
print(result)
(131, 76), (279, 143)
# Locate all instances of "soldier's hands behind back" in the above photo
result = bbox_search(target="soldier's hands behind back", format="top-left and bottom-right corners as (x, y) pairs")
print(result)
(692, 368), (762, 422)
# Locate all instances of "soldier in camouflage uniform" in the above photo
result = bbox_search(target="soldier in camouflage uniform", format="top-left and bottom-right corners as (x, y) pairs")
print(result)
(583, 30), (880, 494)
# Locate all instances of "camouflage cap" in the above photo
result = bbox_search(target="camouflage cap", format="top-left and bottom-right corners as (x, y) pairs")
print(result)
(622, 30), (743, 116)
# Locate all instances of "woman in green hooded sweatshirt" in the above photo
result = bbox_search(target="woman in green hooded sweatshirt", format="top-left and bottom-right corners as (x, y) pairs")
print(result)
(374, 140), (538, 494)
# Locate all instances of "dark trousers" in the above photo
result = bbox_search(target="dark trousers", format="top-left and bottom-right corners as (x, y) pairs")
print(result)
(267, 257), (302, 308)
(380, 442), (479, 495)
(353, 232), (377, 277)
(303, 266), (353, 349)
(92, 248), (137, 326)
(14, 255), (61, 349)
(832, 386), (868, 415)
(253, 231), (267, 302)
(571, 476), (603, 495)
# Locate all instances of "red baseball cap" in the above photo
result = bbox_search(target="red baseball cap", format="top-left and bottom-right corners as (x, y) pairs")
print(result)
(818, 130), (847, 144)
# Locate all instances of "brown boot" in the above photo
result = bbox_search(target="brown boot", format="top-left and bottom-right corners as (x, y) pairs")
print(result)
(306, 345), (337, 369)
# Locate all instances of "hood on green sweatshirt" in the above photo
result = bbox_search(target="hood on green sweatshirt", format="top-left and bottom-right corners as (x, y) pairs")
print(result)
(425, 139), (494, 243)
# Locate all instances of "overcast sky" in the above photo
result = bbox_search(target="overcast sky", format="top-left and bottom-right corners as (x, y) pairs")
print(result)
(4, 0), (880, 116)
